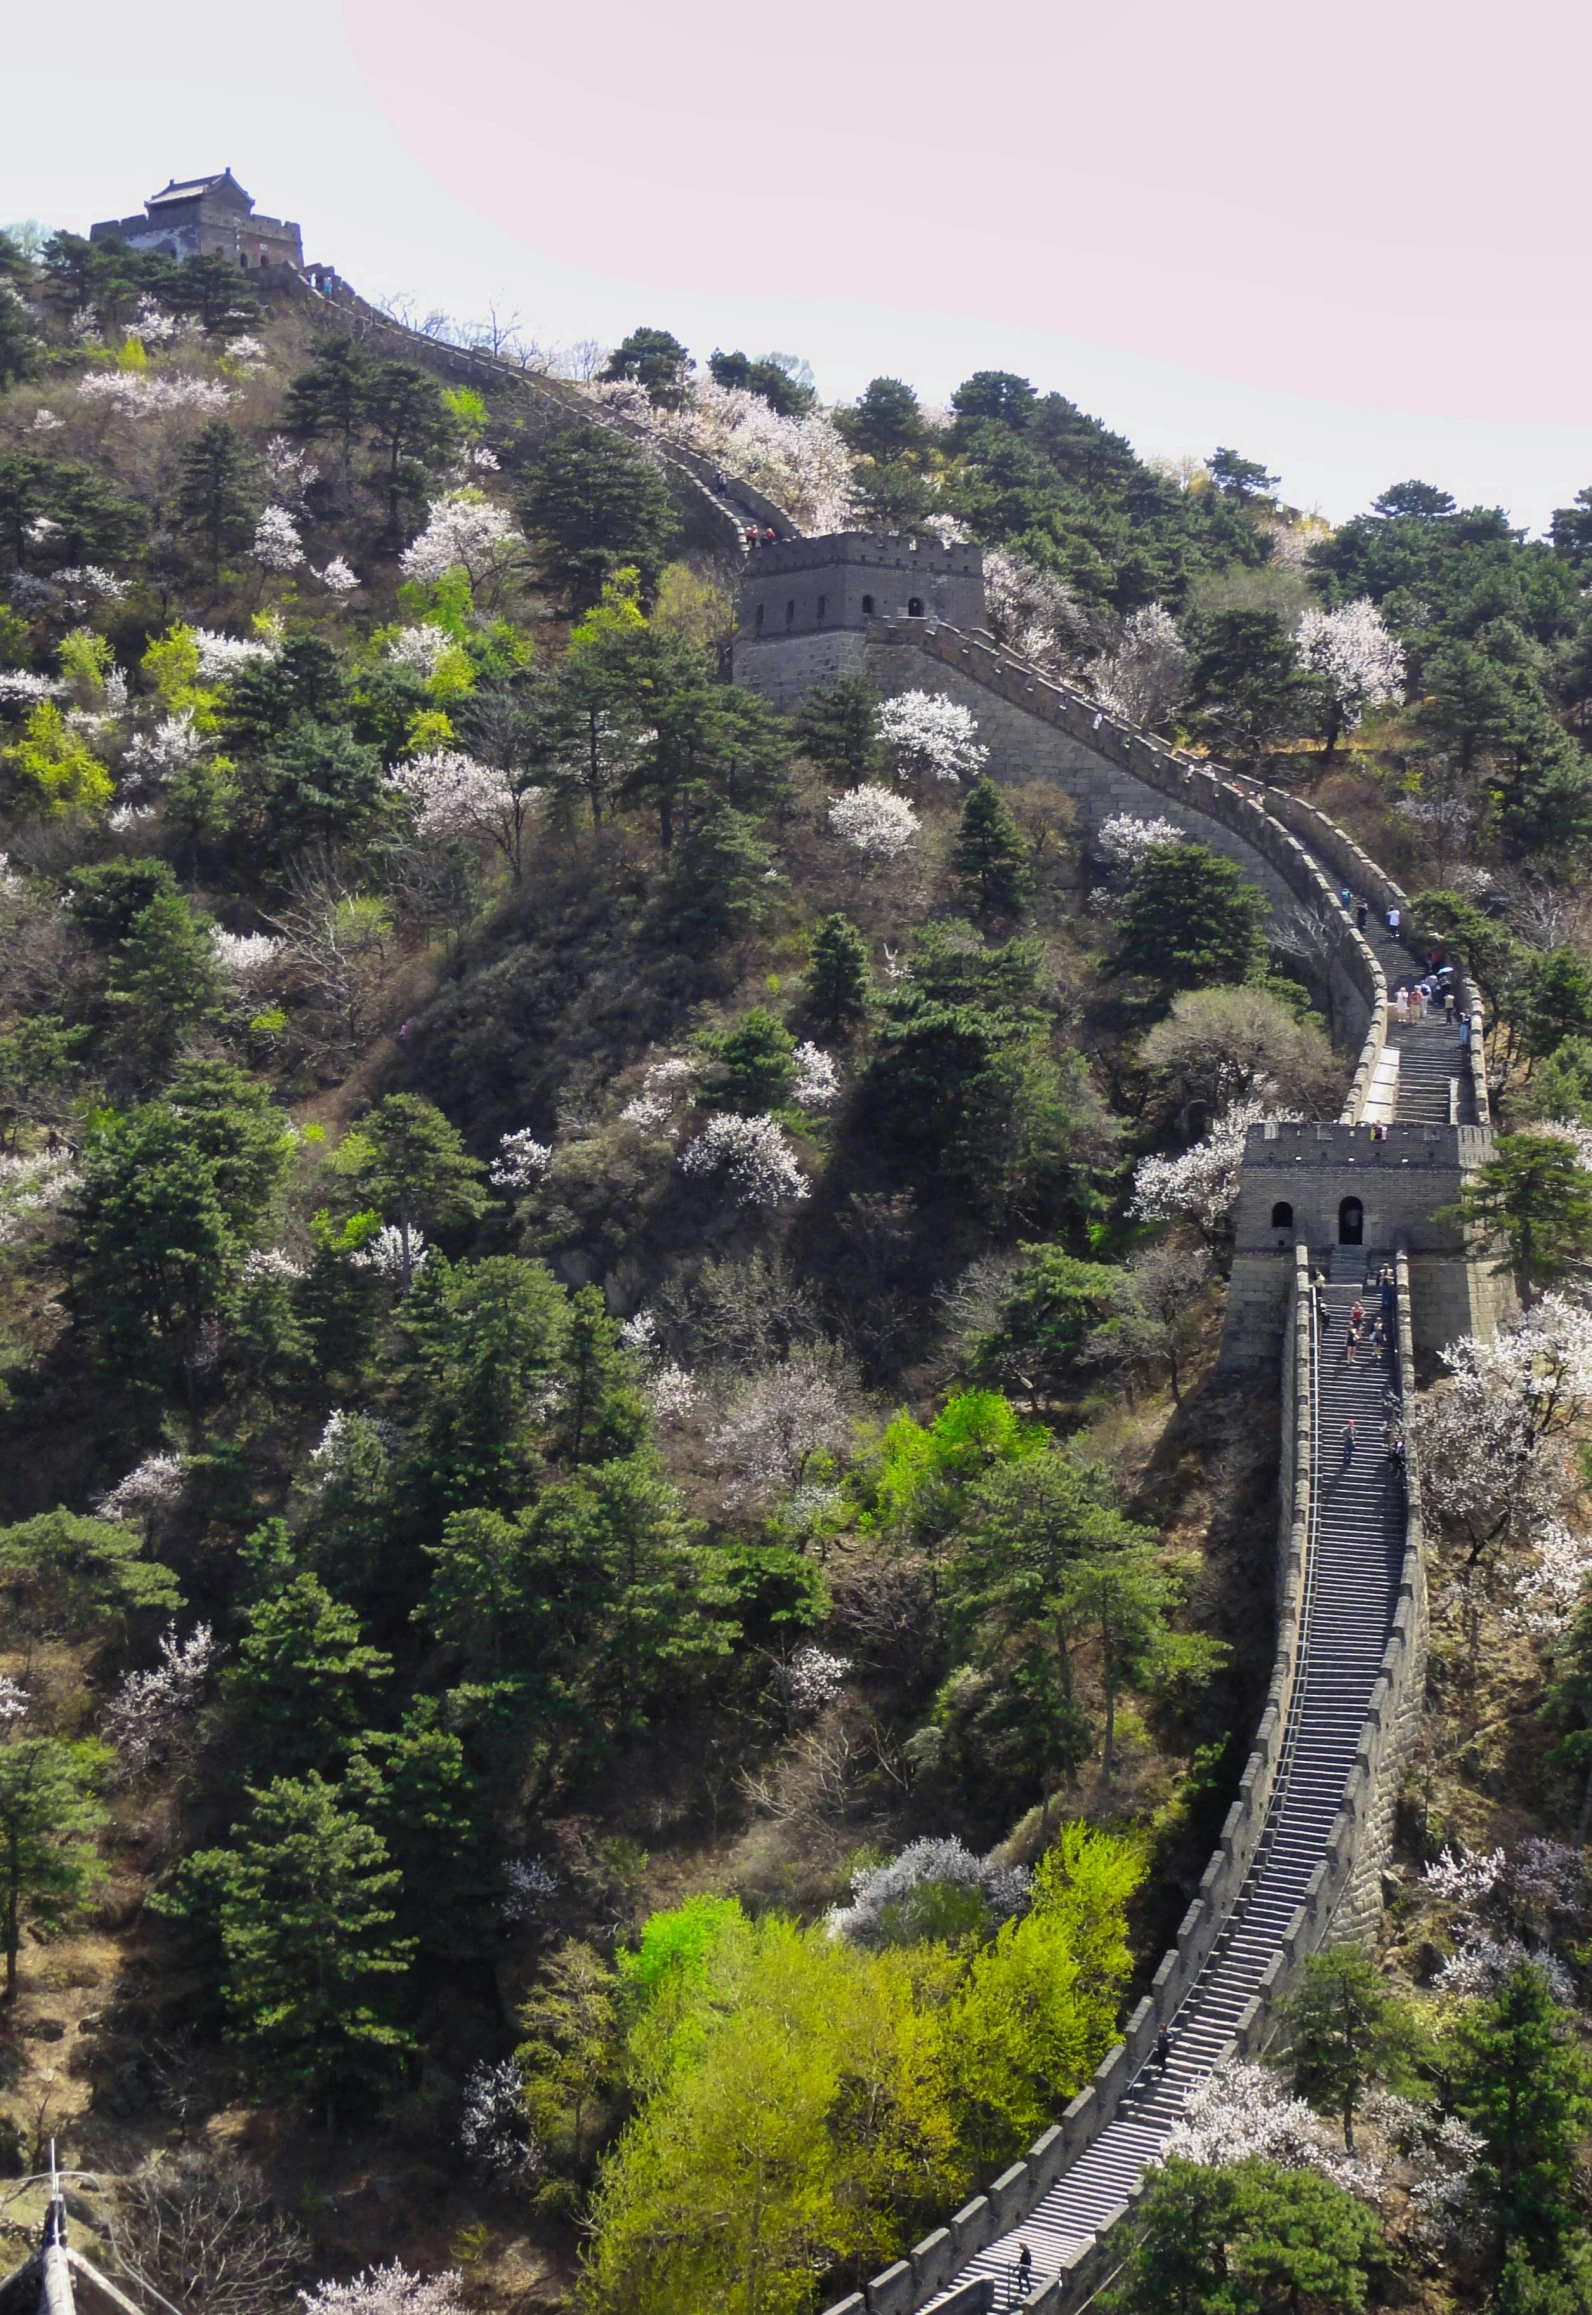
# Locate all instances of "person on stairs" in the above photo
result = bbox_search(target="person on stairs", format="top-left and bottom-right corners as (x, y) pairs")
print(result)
(1015, 2245), (1033, 2300)
(1341, 1418), (1356, 1469)
(1156, 2021), (1171, 2077)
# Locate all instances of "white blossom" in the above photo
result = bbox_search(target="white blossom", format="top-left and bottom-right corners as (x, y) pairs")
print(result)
(316, 556), (360, 594)
(601, 377), (855, 533)
(620, 1310), (660, 1354)
(1412, 1296), (1592, 1553)
(460, 443), (501, 474)
(105, 1623), (219, 1773)
(386, 750), (543, 857)
(791, 1042), (840, 1108)
(384, 623), (454, 676)
(1164, 2059), (1374, 2193)
(829, 1837), (1030, 1946)
(251, 504), (304, 573)
(783, 1643), (852, 1713)
(679, 1113), (808, 1206)
(124, 709), (204, 782)
(352, 1223), (427, 1279)
(189, 627), (277, 681)
(0, 671), (66, 705)
(827, 784), (920, 862)
(1089, 606), (1190, 731)
(1421, 1846), (1507, 1903)
(399, 491), (522, 586)
(243, 1246), (305, 1283)
(711, 1357), (853, 1503)
(264, 435), (319, 506)
(24, 516), (61, 545)
(227, 334), (267, 368)
(1296, 598), (1405, 731)
(459, 2058), (540, 2183)
(646, 1362), (701, 1421)
(621, 1056), (696, 1129)
(211, 929), (283, 985)
(0, 1676), (30, 1726)
(1131, 1100), (1301, 1232)
(876, 690), (988, 785)
(981, 548), (1086, 674)
(55, 566), (128, 608)
(0, 1147), (79, 1244)
(1097, 813), (1188, 870)
(299, 2265), (464, 2315)
(130, 296), (181, 346)
(108, 803), (155, 832)
(1433, 1934), (1575, 2006)
(307, 1408), (401, 1485)
(502, 1855), (560, 1922)
(1504, 1520), (1592, 1636)
(489, 1129), (553, 1189)
(77, 371), (233, 416)
(30, 409), (62, 432)
(96, 1452), (185, 1523)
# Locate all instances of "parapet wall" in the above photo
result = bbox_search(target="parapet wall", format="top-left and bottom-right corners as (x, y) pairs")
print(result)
(829, 1244), (1430, 2315)
(864, 622), (1389, 1130)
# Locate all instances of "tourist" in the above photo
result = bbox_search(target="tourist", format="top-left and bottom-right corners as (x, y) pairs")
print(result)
(1016, 2245), (1034, 2299)
(1356, 897), (1369, 930)
(1342, 1419), (1356, 1467)
(1459, 1016), (1472, 1052)
(1156, 2023), (1171, 2076)
(1395, 986), (1408, 1022)
(1388, 905), (1401, 936)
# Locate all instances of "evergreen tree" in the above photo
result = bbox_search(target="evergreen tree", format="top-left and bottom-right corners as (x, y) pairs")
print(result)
(157, 1772), (414, 2124)
(255, 718), (390, 857)
(71, 1105), (240, 1391)
(225, 1570), (393, 1779)
(1450, 1962), (1592, 2268)
(396, 1254), (570, 1521)
(362, 362), (454, 535)
(177, 419), (259, 593)
(336, 1095), (489, 1286)
(103, 890), (226, 1081)
(700, 1008), (797, 1112)
(520, 426), (679, 613)
(0, 286), (37, 390)
(1278, 1945), (1419, 2150)
(226, 635), (350, 749)
(1108, 2156), (1380, 2315)
(806, 913), (871, 1036)
(284, 334), (377, 474)
(599, 327), (694, 409)
(794, 677), (886, 789)
(968, 1244), (1125, 1407)
(0, 1738), (108, 2000)
(516, 1939), (623, 2172)
(346, 1702), (497, 1959)
(952, 775), (1033, 917)
(0, 1510), (181, 1641)
(1112, 842), (1270, 995)
(664, 804), (777, 943)
(1059, 1546), (1178, 1783)
(1440, 1133), (1592, 1304)
(1184, 609), (1308, 764)
(555, 1286), (649, 1467)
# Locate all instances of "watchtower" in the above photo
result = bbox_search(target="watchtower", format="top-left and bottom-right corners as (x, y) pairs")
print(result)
(89, 170), (304, 273)
(731, 531), (985, 707)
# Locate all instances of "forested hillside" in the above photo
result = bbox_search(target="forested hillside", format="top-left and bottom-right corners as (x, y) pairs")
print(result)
(5, 227), (1592, 2315)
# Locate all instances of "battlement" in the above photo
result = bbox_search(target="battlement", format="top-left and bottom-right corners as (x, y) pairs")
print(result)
(90, 170), (303, 272)
(732, 531), (985, 696)
(1245, 1120), (1493, 1167)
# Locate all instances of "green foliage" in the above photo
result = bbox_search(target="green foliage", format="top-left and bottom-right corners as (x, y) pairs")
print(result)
(968, 1243), (1123, 1405)
(1112, 842), (1270, 994)
(177, 419), (259, 591)
(707, 349), (814, 416)
(1439, 1132), (1592, 1302)
(71, 1106), (239, 1389)
(363, 362), (455, 533)
(951, 775), (1034, 916)
(225, 1569), (393, 1779)
(345, 1701), (497, 1959)
(1448, 1961), (1592, 2267)
(806, 912), (872, 1036)
(1278, 1945), (1421, 2149)
(0, 1737), (109, 1999)
(226, 635), (350, 750)
(520, 425), (680, 612)
(699, 1008), (797, 1111)
(335, 1095), (489, 1285)
(1107, 2156), (1381, 2315)
(663, 802), (778, 943)
(103, 890), (226, 1077)
(599, 328), (694, 410)
(0, 1014), (87, 1140)
(157, 1772), (414, 2119)
(0, 1510), (181, 1639)
(395, 1253), (570, 1520)
(794, 677), (885, 789)
(0, 450), (147, 570)
(2, 702), (112, 816)
(285, 334), (378, 471)
(516, 1938), (624, 2173)
(856, 1387), (1046, 1543)
(254, 718), (390, 858)
(1059, 1545), (1182, 1780)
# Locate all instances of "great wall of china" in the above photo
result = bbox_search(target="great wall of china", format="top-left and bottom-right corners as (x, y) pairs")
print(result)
(283, 280), (1492, 2315)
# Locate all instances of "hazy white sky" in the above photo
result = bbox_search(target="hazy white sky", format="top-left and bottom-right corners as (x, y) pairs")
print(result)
(5, 0), (1590, 532)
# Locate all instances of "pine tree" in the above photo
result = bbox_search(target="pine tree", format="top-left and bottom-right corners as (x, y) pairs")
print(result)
(0, 1738), (108, 1999)
(952, 775), (1033, 916)
(103, 890), (226, 1081)
(1450, 1961), (1592, 2268)
(177, 419), (259, 594)
(224, 1572), (393, 1778)
(556, 1287), (649, 1467)
(807, 913), (871, 1036)
(346, 1701), (497, 1959)
(157, 1772), (414, 2125)
(515, 1939), (623, 2171)
(1278, 1945), (1419, 2150)
(284, 334), (377, 474)
(335, 1094), (489, 1286)
(794, 677), (885, 789)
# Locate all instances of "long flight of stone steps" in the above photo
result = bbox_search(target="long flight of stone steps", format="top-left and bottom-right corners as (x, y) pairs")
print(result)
(938, 1256), (1405, 2307)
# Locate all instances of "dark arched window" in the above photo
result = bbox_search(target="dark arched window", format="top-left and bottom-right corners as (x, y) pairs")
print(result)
(817, 594), (826, 622)
(1338, 1196), (1364, 1246)
(786, 599), (795, 628)
(907, 596), (925, 616)
(755, 603), (764, 631)
(861, 593), (874, 616)
(1270, 1201), (1294, 1231)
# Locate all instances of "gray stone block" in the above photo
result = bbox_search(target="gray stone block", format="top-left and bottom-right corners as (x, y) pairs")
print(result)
(865, 2260), (915, 2315)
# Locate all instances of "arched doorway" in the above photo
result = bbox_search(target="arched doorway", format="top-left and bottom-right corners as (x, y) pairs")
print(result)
(1270, 1201), (1294, 1231)
(1338, 1196), (1364, 1246)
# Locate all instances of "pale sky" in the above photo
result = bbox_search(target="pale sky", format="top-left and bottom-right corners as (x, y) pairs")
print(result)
(5, 0), (1591, 533)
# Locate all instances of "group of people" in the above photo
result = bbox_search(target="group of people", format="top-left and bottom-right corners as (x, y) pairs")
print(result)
(1394, 970), (1458, 1025)
(744, 523), (781, 546)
